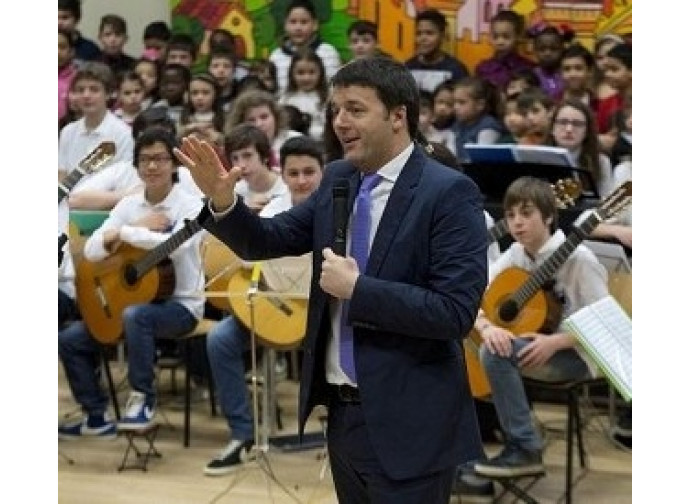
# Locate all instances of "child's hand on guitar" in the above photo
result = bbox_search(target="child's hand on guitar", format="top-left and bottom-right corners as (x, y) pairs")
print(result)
(103, 229), (123, 253)
(517, 333), (559, 368)
(133, 212), (172, 232)
(480, 325), (514, 358)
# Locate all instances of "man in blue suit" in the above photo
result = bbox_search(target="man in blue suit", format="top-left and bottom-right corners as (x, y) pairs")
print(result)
(175, 56), (488, 504)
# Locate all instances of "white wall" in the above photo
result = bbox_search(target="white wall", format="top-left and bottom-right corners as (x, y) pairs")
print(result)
(77, 0), (171, 58)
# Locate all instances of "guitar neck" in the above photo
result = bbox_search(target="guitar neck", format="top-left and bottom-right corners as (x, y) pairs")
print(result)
(511, 210), (604, 308)
(131, 219), (203, 281)
(58, 167), (87, 204)
(488, 218), (509, 244)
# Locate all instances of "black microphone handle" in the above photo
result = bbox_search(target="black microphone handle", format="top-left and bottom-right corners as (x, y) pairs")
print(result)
(332, 179), (350, 256)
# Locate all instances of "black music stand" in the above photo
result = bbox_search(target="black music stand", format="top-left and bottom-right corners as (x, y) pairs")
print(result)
(462, 161), (600, 203)
(463, 160), (600, 236)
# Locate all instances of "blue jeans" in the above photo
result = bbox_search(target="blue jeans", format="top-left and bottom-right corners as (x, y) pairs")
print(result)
(123, 301), (197, 400)
(59, 289), (78, 329)
(206, 316), (253, 441)
(59, 301), (197, 414)
(58, 321), (109, 416)
(480, 338), (590, 451)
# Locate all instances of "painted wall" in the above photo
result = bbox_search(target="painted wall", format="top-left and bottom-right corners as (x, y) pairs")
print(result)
(79, 0), (631, 72)
(171, 0), (631, 71)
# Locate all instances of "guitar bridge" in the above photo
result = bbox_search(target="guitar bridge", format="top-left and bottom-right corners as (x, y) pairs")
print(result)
(94, 278), (112, 318)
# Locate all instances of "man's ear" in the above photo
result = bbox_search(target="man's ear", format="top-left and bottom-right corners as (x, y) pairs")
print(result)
(391, 105), (407, 132)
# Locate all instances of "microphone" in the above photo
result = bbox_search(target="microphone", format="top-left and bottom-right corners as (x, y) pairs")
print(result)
(332, 179), (350, 256)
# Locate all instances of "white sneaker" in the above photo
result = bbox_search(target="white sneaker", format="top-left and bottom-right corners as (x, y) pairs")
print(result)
(118, 391), (156, 431)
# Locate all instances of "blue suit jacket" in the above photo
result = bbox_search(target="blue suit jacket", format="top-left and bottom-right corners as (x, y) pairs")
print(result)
(201, 145), (488, 480)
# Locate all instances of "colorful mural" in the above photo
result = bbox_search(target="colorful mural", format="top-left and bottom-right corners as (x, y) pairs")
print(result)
(171, 0), (631, 71)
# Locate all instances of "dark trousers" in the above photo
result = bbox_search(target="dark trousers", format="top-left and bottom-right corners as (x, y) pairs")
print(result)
(327, 398), (455, 504)
(59, 289), (79, 329)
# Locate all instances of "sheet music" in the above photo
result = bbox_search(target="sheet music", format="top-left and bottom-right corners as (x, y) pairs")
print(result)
(564, 295), (632, 401)
(260, 254), (312, 298)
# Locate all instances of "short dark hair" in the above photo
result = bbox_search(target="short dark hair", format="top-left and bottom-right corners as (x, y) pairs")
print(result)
(166, 33), (198, 60)
(99, 14), (127, 35)
(347, 20), (378, 39)
(286, 0), (317, 20)
(132, 107), (176, 139)
(503, 176), (559, 232)
(133, 127), (180, 182)
(58, 0), (81, 21)
(606, 43), (632, 69)
(279, 136), (324, 168)
(209, 28), (236, 54)
(416, 9), (447, 33)
(330, 56), (420, 139)
(561, 43), (595, 69)
(143, 21), (171, 41)
(490, 10), (525, 35)
(224, 124), (272, 166)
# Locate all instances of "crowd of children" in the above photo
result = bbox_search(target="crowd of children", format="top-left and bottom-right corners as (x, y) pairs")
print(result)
(59, 0), (632, 499)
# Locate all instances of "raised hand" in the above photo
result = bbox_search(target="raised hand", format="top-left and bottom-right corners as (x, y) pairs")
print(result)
(174, 136), (242, 212)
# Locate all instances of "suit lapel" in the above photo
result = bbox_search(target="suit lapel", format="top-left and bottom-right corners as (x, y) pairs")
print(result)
(366, 148), (424, 276)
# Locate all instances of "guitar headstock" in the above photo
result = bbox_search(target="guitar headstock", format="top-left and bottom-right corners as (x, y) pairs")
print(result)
(597, 181), (632, 221)
(552, 178), (582, 209)
(78, 141), (116, 174)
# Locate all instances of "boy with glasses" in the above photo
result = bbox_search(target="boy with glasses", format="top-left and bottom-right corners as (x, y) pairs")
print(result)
(58, 128), (205, 438)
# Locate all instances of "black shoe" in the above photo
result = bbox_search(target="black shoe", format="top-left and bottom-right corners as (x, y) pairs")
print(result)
(203, 439), (255, 476)
(452, 465), (495, 503)
(474, 444), (544, 478)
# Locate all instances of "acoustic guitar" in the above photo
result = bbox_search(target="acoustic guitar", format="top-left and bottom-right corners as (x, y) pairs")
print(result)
(226, 258), (310, 350)
(58, 141), (116, 204)
(58, 142), (116, 265)
(464, 178), (583, 398)
(76, 219), (202, 344)
(481, 181), (632, 336)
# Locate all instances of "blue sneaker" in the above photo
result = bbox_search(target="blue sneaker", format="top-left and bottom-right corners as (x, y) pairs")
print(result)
(59, 413), (117, 441)
(118, 391), (156, 431)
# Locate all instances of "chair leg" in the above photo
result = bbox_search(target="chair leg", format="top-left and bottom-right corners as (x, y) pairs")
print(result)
(565, 388), (575, 504)
(184, 339), (191, 448)
(206, 347), (217, 417)
(101, 347), (120, 420)
(574, 387), (587, 468)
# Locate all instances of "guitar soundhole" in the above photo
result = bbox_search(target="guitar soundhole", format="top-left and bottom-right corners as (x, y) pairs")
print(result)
(124, 264), (139, 286)
(498, 299), (519, 323)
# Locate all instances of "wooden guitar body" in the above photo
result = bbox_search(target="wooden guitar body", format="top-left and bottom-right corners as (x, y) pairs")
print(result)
(227, 267), (307, 350)
(463, 329), (492, 398)
(202, 234), (241, 313)
(76, 244), (175, 344)
(481, 267), (563, 335)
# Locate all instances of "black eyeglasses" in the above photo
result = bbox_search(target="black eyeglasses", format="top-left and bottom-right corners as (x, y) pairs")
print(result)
(138, 154), (173, 165)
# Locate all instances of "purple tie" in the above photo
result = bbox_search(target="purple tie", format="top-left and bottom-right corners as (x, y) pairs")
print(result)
(340, 173), (381, 382)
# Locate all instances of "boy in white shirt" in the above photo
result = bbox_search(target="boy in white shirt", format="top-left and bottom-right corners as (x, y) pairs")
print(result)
(58, 62), (134, 179)
(58, 129), (205, 438)
(202, 136), (324, 475)
(458, 176), (608, 499)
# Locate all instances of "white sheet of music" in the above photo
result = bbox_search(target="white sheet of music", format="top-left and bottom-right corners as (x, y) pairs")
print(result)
(564, 295), (632, 401)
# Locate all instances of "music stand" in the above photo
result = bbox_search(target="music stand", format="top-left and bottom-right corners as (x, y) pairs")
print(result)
(210, 268), (307, 503)
(462, 160), (600, 202)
